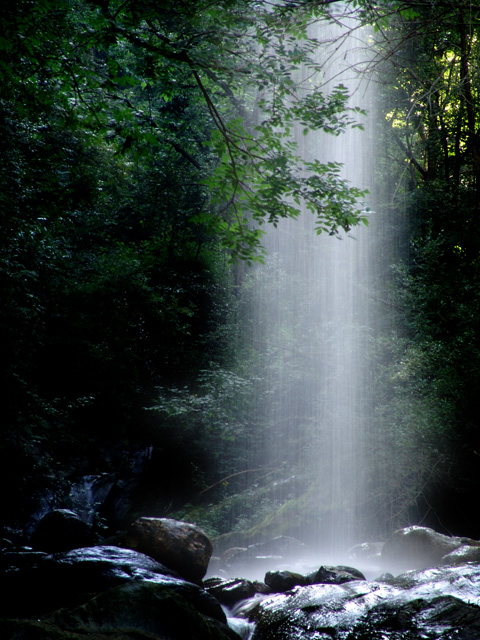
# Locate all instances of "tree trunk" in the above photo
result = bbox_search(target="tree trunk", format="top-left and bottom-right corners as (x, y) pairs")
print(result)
(458, 9), (480, 198)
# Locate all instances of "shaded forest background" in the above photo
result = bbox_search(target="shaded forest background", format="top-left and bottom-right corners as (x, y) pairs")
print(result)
(2, 0), (480, 547)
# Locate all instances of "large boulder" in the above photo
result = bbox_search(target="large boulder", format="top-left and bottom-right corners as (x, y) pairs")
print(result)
(246, 563), (480, 640)
(0, 545), (221, 618)
(0, 581), (239, 640)
(0, 545), (238, 639)
(30, 509), (94, 553)
(124, 516), (213, 582)
(381, 526), (475, 571)
(49, 581), (236, 639)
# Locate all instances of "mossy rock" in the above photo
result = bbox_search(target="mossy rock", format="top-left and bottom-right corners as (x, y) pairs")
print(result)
(0, 582), (239, 640)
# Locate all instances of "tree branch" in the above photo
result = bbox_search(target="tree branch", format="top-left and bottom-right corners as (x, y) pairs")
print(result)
(393, 132), (428, 180)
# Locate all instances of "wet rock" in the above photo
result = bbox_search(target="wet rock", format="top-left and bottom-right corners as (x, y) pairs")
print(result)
(0, 539), (13, 551)
(221, 537), (307, 572)
(441, 543), (480, 565)
(0, 549), (48, 571)
(247, 563), (480, 640)
(349, 595), (480, 640)
(205, 576), (258, 605)
(222, 547), (249, 563)
(309, 565), (366, 585)
(376, 571), (395, 582)
(209, 547), (249, 576)
(253, 580), (273, 594)
(215, 536), (310, 579)
(0, 526), (27, 548)
(50, 581), (232, 637)
(348, 540), (384, 562)
(67, 473), (116, 526)
(246, 536), (309, 569)
(221, 565), (366, 597)
(381, 526), (473, 571)
(100, 477), (144, 531)
(248, 536), (308, 557)
(265, 570), (308, 592)
(385, 562), (480, 601)
(218, 546), (249, 571)
(0, 544), (238, 639)
(30, 508), (94, 553)
(250, 580), (387, 640)
(124, 516), (212, 582)
(0, 582), (239, 640)
(0, 545), (209, 618)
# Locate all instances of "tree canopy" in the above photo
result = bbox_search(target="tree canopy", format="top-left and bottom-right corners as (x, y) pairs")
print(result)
(1, 0), (370, 263)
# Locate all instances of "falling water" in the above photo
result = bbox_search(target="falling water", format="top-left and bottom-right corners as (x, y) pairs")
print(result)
(246, 5), (389, 564)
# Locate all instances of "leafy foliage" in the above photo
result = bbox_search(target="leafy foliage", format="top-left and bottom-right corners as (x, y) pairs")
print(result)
(329, 0), (480, 537)
(1, 0), (374, 527)
(32, 0), (372, 260)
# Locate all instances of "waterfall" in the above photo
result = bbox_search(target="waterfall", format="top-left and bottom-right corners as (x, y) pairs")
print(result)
(244, 5), (390, 562)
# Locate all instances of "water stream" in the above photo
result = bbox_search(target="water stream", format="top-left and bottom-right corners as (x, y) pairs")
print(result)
(247, 4), (391, 561)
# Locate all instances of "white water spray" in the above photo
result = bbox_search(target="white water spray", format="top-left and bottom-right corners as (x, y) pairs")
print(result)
(246, 5), (386, 563)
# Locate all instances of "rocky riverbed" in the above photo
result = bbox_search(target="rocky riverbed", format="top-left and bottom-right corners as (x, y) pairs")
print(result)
(2, 513), (480, 639)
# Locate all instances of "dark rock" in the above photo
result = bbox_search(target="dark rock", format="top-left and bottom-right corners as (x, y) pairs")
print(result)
(0, 582), (240, 640)
(222, 547), (249, 563)
(0, 538), (13, 550)
(0, 544), (238, 639)
(219, 546), (249, 570)
(0, 549), (48, 571)
(264, 570), (308, 592)
(30, 509), (94, 553)
(253, 580), (273, 594)
(376, 572), (395, 582)
(215, 536), (309, 578)
(221, 537), (307, 570)
(99, 477), (142, 531)
(309, 565), (366, 585)
(349, 595), (480, 640)
(0, 526), (27, 548)
(204, 576), (258, 605)
(52, 581), (238, 639)
(67, 473), (116, 526)
(124, 516), (212, 582)
(348, 541), (384, 561)
(441, 544), (480, 565)
(247, 536), (308, 557)
(381, 526), (475, 571)
(0, 544), (217, 619)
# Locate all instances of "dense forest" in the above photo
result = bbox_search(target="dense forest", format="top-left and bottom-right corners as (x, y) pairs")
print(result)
(2, 0), (480, 550)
